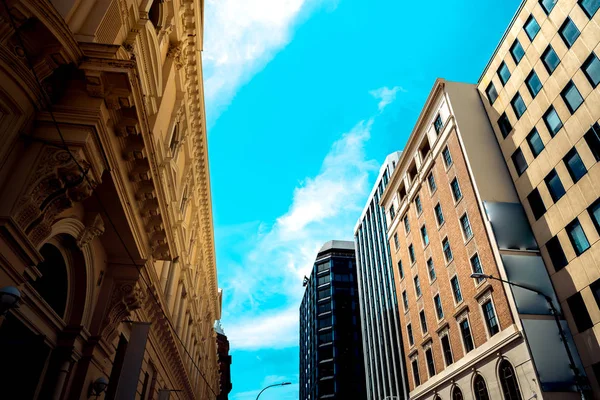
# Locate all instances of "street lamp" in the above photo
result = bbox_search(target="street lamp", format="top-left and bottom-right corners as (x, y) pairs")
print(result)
(0, 286), (21, 315)
(255, 382), (291, 399)
(470, 273), (587, 399)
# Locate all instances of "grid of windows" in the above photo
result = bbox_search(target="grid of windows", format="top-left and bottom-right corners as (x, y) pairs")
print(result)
(441, 335), (453, 366)
(486, 82), (498, 104)
(427, 258), (436, 281)
(482, 300), (499, 336)
(564, 148), (587, 183)
(510, 40), (525, 64)
(527, 128), (544, 157)
(421, 226), (429, 246)
(471, 254), (484, 283)
(545, 169), (566, 202)
(512, 148), (528, 176)
(435, 203), (444, 226)
(524, 15), (541, 40)
(414, 275), (422, 297)
(415, 195), (423, 215)
(583, 53), (600, 88)
(580, 0), (600, 18)
(546, 235), (568, 271)
(451, 276), (462, 303)
(566, 218), (590, 256)
(542, 46), (560, 74)
(543, 106), (563, 137)
(420, 310), (428, 334)
(443, 146), (453, 167)
(460, 318), (474, 353)
(451, 178), (462, 202)
(497, 61), (511, 85)
(559, 18), (580, 48)
(409, 244), (416, 264)
(540, 0), (557, 14)
(428, 173), (437, 192)
(434, 294), (444, 319)
(527, 188), (546, 220)
(562, 81), (584, 114)
(434, 114), (444, 135)
(511, 93), (527, 119)
(526, 71), (542, 98)
(498, 113), (512, 138)
(460, 214), (473, 240)
(443, 238), (453, 263)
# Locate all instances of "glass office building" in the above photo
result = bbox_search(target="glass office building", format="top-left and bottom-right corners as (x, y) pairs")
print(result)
(299, 241), (366, 400)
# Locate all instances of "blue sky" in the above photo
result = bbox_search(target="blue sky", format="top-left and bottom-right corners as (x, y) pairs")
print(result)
(203, 0), (521, 398)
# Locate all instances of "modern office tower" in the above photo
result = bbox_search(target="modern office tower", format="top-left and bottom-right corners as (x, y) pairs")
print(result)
(355, 152), (409, 400)
(477, 0), (600, 396)
(300, 241), (366, 400)
(381, 78), (585, 400)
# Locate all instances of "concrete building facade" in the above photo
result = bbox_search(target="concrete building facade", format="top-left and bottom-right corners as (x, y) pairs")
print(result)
(381, 79), (584, 400)
(0, 0), (221, 399)
(477, 0), (600, 396)
(354, 152), (409, 400)
(299, 241), (366, 400)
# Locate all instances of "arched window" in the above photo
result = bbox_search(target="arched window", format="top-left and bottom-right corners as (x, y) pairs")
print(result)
(452, 386), (463, 400)
(31, 243), (68, 318)
(149, 0), (163, 30)
(499, 360), (522, 400)
(434, 396), (442, 400)
(473, 374), (490, 400)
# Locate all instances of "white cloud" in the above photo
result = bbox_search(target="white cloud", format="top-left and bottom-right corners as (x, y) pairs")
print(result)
(369, 86), (405, 112)
(203, 0), (332, 122)
(226, 308), (299, 350)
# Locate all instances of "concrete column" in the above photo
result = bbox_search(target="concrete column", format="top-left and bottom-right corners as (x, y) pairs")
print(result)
(165, 260), (180, 312)
(52, 360), (71, 400)
(176, 298), (187, 334)
(171, 281), (183, 320)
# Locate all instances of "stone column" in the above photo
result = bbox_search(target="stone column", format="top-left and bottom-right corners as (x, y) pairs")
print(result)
(176, 297), (187, 334)
(171, 281), (183, 320)
(159, 260), (171, 292)
(166, 263), (181, 313)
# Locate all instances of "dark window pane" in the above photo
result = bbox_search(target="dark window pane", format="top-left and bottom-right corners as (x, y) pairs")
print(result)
(460, 214), (473, 239)
(527, 188), (546, 220)
(527, 128), (545, 157)
(561, 81), (584, 113)
(591, 278), (600, 310)
(426, 348), (435, 377)
(435, 204), (444, 225)
(584, 123), (600, 161)
(416, 195), (423, 214)
(483, 300), (499, 336)
(545, 169), (566, 202)
(412, 359), (420, 386)
(566, 292), (593, 332)
(460, 319), (474, 352)
(543, 106), (562, 136)
(441, 335), (453, 365)
(428, 173), (437, 192)
(583, 53), (600, 88)
(443, 146), (453, 167)
(398, 260), (404, 279)
(390, 204), (396, 220)
(434, 294), (444, 319)
(564, 148), (587, 183)
(546, 236), (568, 271)
(427, 258), (436, 281)
(511, 40), (526, 64)
(420, 310), (428, 333)
(451, 276), (462, 303)
(474, 374), (490, 400)
(499, 361), (523, 400)
(434, 115), (444, 134)
(588, 198), (600, 234)
(407, 324), (414, 345)
(451, 178), (462, 202)
(511, 93), (527, 119)
(402, 290), (408, 310)
(471, 254), (485, 283)
(540, 0), (557, 14)
(559, 18), (581, 48)
(486, 82), (498, 104)
(414, 275), (421, 297)
(409, 244), (416, 263)
(579, 0), (600, 18)
(443, 239), (453, 263)
(542, 46), (560, 74)
(525, 16), (541, 40)
(498, 113), (513, 138)
(512, 148), (528, 176)
(498, 62), (511, 85)
(404, 215), (410, 233)
(394, 233), (399, 249)
(526, 70), (543, 98)
(566, 218), (590, 255)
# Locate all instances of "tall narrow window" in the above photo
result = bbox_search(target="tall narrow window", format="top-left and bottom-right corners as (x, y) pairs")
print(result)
(451, 276), (462, 303)
(414, 275), (422, 297)
(427, 258), (436, 281)
(543, 106), (563, 136)
(450, 178), (462, 202)
(473, 374), (490, 400)
(564, 148), (587, 183)
(527, 128), (544, 157)
(545, 169), (566, 202)
(434, 294), (444, 319)
(420, 310), (428, 334)
(524, 16), (541, 40)
(394, 233), (399, 250)
(409, 244), (416, 264)
(398, 260), (404, 279)
(510, 40), (525, 64)
(583, 53), (600, 88)
(452, 387), (464, 400)
(425, 348), (436, 377)
(486, 82), (498, 104)
(412, 359), (420, 386)
(542, 46), (560, 74)
(434, 114), (444, 134)
(482, 300), (499, 336)
(434, 203), (445, 225)
(389, 204), (396, 220)
(441, 335), (453, 366)
(526, 70), (543, 98)
(561, 81), (584, 113)
(499, 360), (523, 400)
(471, 254), (484, 283)
(512, 148), (528, 176)
(169, 124), (180, 154)
(566, 218), (590, 255)
(527, 188), (546, 220)
(428, 172), (437, 192)
(407, 323), (414, 346)
(443, 146), (453, 167)
(421, 226), (429, 246)
(402, 290), (409, 311)
(404, 215), (410, 233)
(584, 123), (600, 161)
(415, 195), (423, 215)
(498, 113), (513, 138)
(460, 318), (474, 353)
(497, 62), (511, 85)
(443, 238), (453, 263)
(566, 292), (593, 332)
(460, 214), (473, 240)
(559, 18), (581, 48)
(546, 236), (568, 271)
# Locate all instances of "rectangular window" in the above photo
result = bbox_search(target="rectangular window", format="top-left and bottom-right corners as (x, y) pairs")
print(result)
(561, 81), (584, 113)
(546, 235), (568, 271)
(584, 123), (600, 161)
(428, 172), (437, 192)
(434, 294), (444, 319)
(443, 146), (453, 167)
(564, 148), (587, 183)
(588, 198), (600, 234)
(420, 310), (428, 334)
(425, 348), (435, 377)
(527, 128), (545, 157)
(450, 178), (462, 202)
(566, 292), (593, 332)
(583, 53), (600, 88)
(486, 82), (498, 104)
(317, 274), (330, 286)
(559, 18), (581, 48)
(451, 276), (462, 303)
(389, 204), (396, 220)
(471, 254), (484, 283)
(511, 93), (527, 119)
(524, 15), (541, 40)
(394, 233), (399, 250)
(398, 260), (404, 279)
(409, 244), (416, 264)
(421, 226), (429, 246)
(579, 0), (600, 17)
(482, 300), (500, 336)
(318, 286), (331, 300)
(443, 238), (453, 263)
(434, 203), (445, 226)
(540, 0), (557, 14)
(404, 215), (410, 233)
(460, 318), (474, 352)
(414, 275), (422, 297)
(412, 359), (420, 386)
(402, 290), (409, 311)
(415, 195), (423, 215)
(427, 258), (436, 281)
(543, 106), (563, 137)
(526, 70), (543, 98)
(441, 335), (453, 366)
(497, 61), (511, 85)
(542, 46), (560, 74)
(567, 218), (590, 255)
(510, 40), (525, 64)
(512, 148), (528, 176)
(407, 324), (414, 346)
(460, 214), (473, 240)
(527, 188), (546, 220)
(498, 112), (513, 138)
(592, 278), (600, 310)
(545, 169), (566, 202)
(434, 114), (443, 134)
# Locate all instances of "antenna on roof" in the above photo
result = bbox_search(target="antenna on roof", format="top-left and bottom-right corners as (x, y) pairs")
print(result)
(302, 276), (309, 287)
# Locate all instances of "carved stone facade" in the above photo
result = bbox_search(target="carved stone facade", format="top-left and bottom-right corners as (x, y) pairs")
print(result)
(0, 0), (222, 399)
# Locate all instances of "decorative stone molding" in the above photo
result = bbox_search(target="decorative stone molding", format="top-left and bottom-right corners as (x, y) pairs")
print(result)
(167, 41), (184, 69)
(100, 282), (145, 344)
(77, 213), (105, 249)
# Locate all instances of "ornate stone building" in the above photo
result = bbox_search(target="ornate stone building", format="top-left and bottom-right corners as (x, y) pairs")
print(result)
(0, 0), (221, 399)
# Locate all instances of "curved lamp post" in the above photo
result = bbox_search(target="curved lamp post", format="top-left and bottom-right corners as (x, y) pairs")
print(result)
(470, 273), (587, 399)
(256, 382), (291, 400)
(0, 286), (21, 315)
